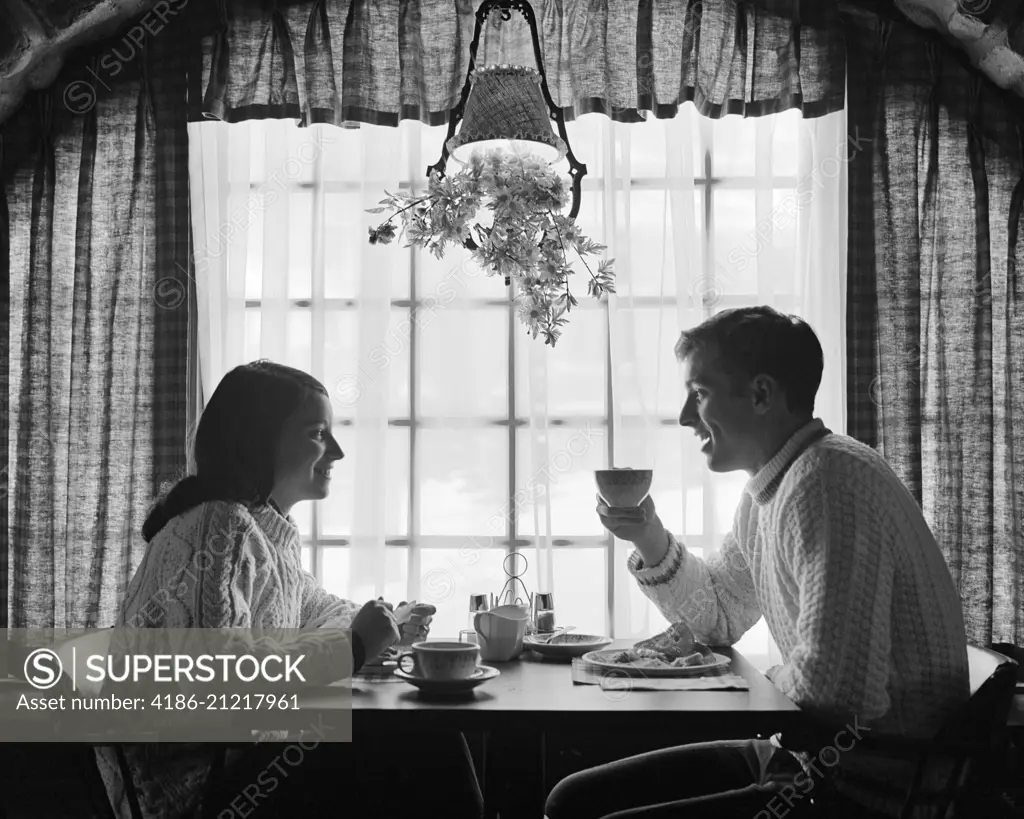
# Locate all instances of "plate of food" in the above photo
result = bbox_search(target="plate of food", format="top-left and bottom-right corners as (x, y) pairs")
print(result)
(523, 632), (612, 659)
(580, 623), (730, 677)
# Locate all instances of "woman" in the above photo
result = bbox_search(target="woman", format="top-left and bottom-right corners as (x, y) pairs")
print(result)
(95, 360), (483, 819)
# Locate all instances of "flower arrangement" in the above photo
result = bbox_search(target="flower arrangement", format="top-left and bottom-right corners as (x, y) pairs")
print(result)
(367, 148), (615, 346)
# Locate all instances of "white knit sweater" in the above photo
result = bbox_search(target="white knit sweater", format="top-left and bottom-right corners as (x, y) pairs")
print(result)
(628, 419), (970, 817)
(95, 500), (362, 819)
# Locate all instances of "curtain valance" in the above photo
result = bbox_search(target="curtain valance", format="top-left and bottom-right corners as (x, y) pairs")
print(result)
(192, 0), (846, 126)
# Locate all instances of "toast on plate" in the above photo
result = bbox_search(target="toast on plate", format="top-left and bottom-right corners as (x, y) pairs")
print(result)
(633, 622), (699, 660)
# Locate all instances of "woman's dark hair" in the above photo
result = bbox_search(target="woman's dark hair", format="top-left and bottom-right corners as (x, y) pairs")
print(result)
(674, 306), (823, 415)
(143, 360), (329, 542)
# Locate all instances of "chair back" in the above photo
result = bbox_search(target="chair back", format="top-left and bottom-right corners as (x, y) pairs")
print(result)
(943, 644), (1018, 746)
(906, 645), (1019, 819)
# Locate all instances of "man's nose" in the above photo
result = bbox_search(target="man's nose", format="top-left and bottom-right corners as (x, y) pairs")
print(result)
(679, 396), (698, 427)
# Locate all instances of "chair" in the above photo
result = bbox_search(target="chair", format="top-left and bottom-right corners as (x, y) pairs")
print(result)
(851, 644), (1019, 819)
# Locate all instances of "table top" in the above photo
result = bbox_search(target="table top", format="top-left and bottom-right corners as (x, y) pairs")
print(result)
(304, 641), (802, 734)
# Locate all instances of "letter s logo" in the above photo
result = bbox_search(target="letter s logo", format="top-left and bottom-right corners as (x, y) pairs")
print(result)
(24, 648), (63, 690)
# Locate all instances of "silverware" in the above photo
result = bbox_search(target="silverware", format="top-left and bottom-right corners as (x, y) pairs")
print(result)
(530, 625), (576, 643)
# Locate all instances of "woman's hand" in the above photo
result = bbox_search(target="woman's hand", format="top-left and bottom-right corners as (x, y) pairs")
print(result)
(383, 599), (436, 646)
(350, 599), (401, 660)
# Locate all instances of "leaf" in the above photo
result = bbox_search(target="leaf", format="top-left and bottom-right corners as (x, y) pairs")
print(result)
(365, 206), (388, 214)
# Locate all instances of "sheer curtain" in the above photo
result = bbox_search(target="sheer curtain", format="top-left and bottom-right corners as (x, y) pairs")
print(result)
(517, 107), (848, 668)
(187, 106), (847, 664)
(188, 118), (407, 605)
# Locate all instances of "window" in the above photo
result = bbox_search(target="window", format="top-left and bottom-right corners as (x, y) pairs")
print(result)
(220, 107), (816, 661)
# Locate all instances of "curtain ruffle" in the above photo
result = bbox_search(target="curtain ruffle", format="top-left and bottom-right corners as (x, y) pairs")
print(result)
(191, 0), (846, 127)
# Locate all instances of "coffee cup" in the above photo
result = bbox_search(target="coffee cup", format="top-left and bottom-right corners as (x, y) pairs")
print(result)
(595, 468), (653, 507)
(396, 641), (480, 681)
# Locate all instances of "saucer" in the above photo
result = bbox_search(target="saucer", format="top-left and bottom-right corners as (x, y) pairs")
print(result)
(393, 665), (499, 696)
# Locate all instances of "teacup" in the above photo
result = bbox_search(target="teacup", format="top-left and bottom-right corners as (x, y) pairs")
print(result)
(396, 641), (480, 681)
(595, 468), (653, 507)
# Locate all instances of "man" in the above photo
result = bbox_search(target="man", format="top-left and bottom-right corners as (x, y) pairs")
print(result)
(545, 307), (969, 819)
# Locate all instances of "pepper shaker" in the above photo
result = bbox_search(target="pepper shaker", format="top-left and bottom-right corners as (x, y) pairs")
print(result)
(532, 591), (556, 633)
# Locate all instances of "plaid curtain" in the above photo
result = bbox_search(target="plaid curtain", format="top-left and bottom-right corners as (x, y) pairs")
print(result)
(0, 18), (193, 628)
(194, 0), (846, 125)
(843, 5), (1024, 646)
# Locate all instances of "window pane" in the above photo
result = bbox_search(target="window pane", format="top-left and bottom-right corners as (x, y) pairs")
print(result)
(514, 308), (606, 418)
(710, 115), (757, 177)
(320, 547), (409, 611)
(418, 427), (508, 536)
(623, 189), (706, 299)
(301, 546), (312, 573)
(516, 423), (607, 537)
(623, 190), (672, 298)
(419, 306), (507, 418)
(711, 471), (748, 544)
(244, 309), (261, 362)
(712, 190), (759, 295)
(611, 307), (685, 419)
(551, 548), (607, 635)
(243, 309), (312, 372)
(627, 118), (666, 178)
(293, 503), (312, 538)
(244, 195), (263, 300)
(324, 308), (411, 421)
(324, 193), (410, 300)
(245, 120), (324, 188)
(288, 190), (312, 300)
(571, 189), (603, 257)
(321, 125), (375, 181)
(563, 114), (607, 171)
(416, 547), (521, 638)
(418, 246), (503, 301)
(772, 110), (801, 177)
(320, 425), (410, 538)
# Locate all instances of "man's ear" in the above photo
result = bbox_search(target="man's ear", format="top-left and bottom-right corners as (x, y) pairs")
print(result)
(749, 374), (778, 415)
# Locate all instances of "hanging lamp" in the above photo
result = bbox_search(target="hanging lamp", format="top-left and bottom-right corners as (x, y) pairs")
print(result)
(426, 0), (588, 282)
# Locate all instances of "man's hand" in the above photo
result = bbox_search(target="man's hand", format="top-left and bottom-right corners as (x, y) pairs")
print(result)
(350, 599), (401, 660)
(596, 494), (670, 567)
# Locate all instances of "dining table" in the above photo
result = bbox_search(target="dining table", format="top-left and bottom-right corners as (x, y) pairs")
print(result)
(300, 640), (804, 819)
(0, 640), (804, 819)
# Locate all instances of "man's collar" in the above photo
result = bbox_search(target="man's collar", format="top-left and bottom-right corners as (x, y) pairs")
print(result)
(746, 418), (832, 505)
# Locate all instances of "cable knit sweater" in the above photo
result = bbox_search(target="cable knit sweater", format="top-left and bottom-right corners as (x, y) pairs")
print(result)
(628, 419), (970, 818)
(95, 500), (365, 819)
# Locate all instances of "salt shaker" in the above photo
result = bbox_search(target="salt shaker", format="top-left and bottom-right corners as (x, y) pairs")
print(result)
(461, 593), (493, 644)
(532, 591), (556, 633)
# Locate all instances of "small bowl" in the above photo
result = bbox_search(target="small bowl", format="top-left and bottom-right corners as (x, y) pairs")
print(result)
(524, 633), (613, 659)
(595, 469), (653, 507)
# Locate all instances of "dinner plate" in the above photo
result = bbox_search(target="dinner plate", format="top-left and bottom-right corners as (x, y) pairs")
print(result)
(524, 634), (612, 659)
(580, 649), (731, 678)
(393, 665), (500, 695)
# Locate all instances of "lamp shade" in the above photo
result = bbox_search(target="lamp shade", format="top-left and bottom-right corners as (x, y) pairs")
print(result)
(447, 64), (567, 165)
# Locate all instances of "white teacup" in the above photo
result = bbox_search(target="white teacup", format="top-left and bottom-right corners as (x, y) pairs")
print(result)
(396, 641), (480, 681)
(595, 468), (653, 507)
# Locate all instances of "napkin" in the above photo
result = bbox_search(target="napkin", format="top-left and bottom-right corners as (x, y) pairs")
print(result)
(571, 657), (750, 691)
